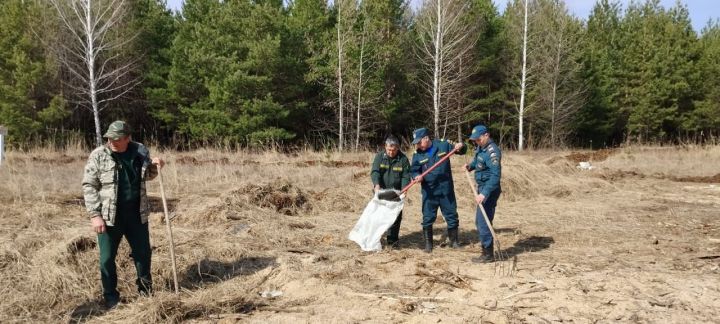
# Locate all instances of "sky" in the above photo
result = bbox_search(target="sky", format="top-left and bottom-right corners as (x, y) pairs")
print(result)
(164, 0), (718, 33)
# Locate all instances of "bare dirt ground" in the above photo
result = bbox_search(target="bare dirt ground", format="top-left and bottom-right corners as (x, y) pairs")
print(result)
(0, 146), (718, 323)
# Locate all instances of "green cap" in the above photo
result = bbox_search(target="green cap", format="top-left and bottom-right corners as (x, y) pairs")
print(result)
(103, 120), (131, 140)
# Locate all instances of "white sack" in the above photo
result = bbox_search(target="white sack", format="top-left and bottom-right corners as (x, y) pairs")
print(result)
(348, 191), (404, 251)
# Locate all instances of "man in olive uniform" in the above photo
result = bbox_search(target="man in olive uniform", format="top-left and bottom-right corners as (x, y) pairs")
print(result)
(464, 125), (502, 263)
(82, 121), (164, 308)
(370, 136), (411, 249)
(410, 128), (467, 253)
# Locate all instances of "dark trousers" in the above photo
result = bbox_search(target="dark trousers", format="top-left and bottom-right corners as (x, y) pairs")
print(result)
(98, 209), (152, 301)
(387, 211), (402, 242)
(475, 189), (501, 248)
(421, 189), (459, 229)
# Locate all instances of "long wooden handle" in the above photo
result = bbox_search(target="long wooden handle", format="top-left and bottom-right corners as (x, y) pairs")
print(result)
(464, 168), (501, 252)
(158, 168), (179, 294)
(400, 147), (459, 194)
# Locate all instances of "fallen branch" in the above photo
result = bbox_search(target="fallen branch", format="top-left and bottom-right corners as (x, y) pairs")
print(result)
(415, 268), (475, 291)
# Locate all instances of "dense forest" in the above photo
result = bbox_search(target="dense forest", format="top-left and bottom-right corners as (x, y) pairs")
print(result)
(0, 0), (718, 150)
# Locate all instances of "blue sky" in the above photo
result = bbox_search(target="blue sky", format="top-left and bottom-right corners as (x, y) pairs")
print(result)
(165, 0), (717, 32)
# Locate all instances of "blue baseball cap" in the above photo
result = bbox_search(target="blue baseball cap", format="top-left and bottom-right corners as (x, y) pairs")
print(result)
(411, 128), (429, 144)
(469, 125), (488, 140)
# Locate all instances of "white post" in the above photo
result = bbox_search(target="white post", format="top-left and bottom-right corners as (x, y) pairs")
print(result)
(0, 126), (6, 167)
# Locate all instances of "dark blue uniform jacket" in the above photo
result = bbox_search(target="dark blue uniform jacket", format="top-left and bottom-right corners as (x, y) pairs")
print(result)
(468, 139), (502, 197)
(411, 139), (467, 194)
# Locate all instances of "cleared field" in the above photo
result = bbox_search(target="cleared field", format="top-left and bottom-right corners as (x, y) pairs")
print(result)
(0, 146), (718, 323)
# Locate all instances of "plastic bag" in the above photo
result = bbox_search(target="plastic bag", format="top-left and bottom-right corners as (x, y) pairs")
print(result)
(348, 190), (405, 251)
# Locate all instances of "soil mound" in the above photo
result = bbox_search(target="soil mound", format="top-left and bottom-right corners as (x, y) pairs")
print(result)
(565, 148), (616, 163)
(214, 181), (311, 218)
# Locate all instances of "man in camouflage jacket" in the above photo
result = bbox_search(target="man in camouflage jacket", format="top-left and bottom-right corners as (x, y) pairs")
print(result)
(82, 121), (164, 308)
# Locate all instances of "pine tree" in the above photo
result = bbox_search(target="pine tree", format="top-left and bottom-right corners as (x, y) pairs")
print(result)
(166, 0), (293, 146)
(619, 0), (698, 142)
(0, 0), (65, 144)
(128, 0), (178, 142)
(576, 0), (623, 147)
(687, 20), (720, 140)
(464, 0), (510, 145)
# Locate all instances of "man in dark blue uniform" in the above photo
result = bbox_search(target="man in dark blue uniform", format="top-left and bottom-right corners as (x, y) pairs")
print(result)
(370, 136), (411, 248)
(464, 125), (502, 263)
(410, 128), (467, 253)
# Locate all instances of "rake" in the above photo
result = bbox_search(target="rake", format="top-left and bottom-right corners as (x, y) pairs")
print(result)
(463, 168), (505, 263)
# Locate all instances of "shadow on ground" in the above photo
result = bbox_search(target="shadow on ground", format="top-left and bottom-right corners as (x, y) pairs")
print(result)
(180, 256), (276, 289)
(391, 228), (495, 250)
(68, 299), (106, 323)
(500, 236), (555, 258)
(389, 227), (552, 258)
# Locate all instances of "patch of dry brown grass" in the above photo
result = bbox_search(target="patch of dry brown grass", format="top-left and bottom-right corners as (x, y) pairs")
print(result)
(595, 145), (720, 178)
(0, 145), (718, 322)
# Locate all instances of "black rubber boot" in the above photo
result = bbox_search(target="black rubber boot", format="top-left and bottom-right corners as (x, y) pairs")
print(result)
(448, 227), (460, 249)
(422, 227), (433, 253)
(471, 245), (494, 263)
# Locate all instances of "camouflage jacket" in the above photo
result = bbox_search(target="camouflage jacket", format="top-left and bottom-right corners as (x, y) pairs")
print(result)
(82, 142), (158, 225)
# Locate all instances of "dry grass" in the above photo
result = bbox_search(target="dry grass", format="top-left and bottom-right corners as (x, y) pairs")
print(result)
(0, 145), (718, 323)
(594, 145), (720, 178)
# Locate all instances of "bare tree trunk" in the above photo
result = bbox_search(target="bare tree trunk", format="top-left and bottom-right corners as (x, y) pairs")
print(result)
(418, 0), (477, 138)
(432, 0), (442, 136)
(84, 0), (101, 145)
(550, 16), (561, 149)
(49, 0), (139, 147)
(551, 79), (557, 148)
(337, 4), (344, 152)
(518, 0), (529, 152)
(535, 0), (586, 149)
(355, 22), (366, 151)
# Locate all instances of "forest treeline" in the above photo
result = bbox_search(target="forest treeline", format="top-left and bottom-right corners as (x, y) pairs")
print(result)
(0, 0), (718, 150)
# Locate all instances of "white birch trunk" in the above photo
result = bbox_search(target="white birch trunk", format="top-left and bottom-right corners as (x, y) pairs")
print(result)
(518, 0), (529, 151)
(355, 23), (365, 151)
(432, 0), (442, 136)
(337, 7), (344, 152)
(49, 0), (139, 147)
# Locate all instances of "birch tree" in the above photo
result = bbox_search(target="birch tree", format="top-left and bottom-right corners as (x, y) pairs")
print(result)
(534, 0), (585, 148)
(49, 0), (139, 146)
(517, 0), (529, 151)
(417, 0), (478, 137)
(354, 20), (367, 151)
(334, 0), (359, 151)
(502, 0), (538, 150)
